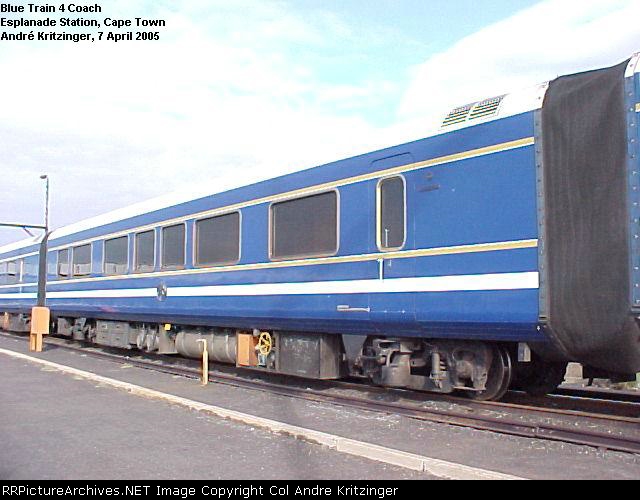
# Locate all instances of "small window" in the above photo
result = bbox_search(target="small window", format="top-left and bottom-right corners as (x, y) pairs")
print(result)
(270, 191), (338, 260)
(378, 176), (406, 251)
(57, 249), (70, 277)
(6, 260), (19, 284)
(0, 262), (7, 286)
(23, 258), (37, 281)
(195, 212), (240, 267)
(161, 224), (185, 269)
(104, 236), (128, 275)
(134, 230), (155, 273)
(7, 260), (17, 277)
(47, 252), (57, 277)
(73, 244), (92, 277)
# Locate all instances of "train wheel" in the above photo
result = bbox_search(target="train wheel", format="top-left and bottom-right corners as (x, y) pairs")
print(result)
(468, 345), (513, 401)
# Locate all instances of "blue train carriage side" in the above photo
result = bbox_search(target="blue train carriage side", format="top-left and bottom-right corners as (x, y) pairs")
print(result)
(1, 54), (640, 401)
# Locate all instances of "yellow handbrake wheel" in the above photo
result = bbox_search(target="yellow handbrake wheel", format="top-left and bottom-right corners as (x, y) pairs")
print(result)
(257, 332), (273, 356)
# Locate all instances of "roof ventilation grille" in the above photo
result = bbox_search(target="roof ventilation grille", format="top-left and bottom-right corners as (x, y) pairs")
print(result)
(442, 103), (474, 127)
(442, 95), (505, 128)
(469, 95), (505, 120)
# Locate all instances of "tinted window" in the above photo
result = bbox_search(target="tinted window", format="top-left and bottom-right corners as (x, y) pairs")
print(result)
(135, 230), (155, 272)
(162, 224), (185, 268)
(73, 244), (92, 276)
(195, 213), (240, 266)
(23, 257), (37, 281)
(379, 177), (405, 250)
(57, 249), (70, 277)
(47, 252), (56, 277)
(104, 236), (128, 275)
(0, 261), (20, 285)
(271, 191), (338, 259)
(6, 260), (19, 284)
(7, 260), (17, 276)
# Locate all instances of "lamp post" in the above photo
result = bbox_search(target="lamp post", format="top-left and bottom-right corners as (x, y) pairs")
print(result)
(0, 175), (51, 349)
(36, 174), (50, 307)
(31, 174), (51, 350)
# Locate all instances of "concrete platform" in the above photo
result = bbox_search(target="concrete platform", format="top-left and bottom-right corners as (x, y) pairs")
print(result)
(0, 352), (437, 480)
(0, 335), (638, 480)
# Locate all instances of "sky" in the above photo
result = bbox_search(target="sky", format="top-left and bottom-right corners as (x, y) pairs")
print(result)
(1, 0), (640, 246)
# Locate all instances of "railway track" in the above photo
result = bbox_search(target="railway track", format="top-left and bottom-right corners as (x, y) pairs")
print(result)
(501, 389), (640, 419)
(2, 331), (639, 455)
(555, 386), (640, 404)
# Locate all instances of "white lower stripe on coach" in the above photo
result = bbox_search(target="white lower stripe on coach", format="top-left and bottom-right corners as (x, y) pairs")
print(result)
(0, 289), (156, 300)
(0, 293), (38, 300)
(0, 272), (539, 300)
(170, 272), (539, 297)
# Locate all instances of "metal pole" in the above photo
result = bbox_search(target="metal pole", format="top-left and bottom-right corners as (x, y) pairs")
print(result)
(36, 175), (49, 308)
(0, 176), (51, 347)
(0, 223), (46, 230)
(42, 175), (49, 235)
(36, 232), (49, 307)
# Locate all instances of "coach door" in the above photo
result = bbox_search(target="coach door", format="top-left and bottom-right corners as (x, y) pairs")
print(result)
(369, 158), (416, 329)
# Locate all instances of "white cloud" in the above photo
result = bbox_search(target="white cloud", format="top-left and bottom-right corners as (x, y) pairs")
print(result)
(2, 0), (640, 246)
(399, 0), (640, 131)
(0, 1), (392, 244)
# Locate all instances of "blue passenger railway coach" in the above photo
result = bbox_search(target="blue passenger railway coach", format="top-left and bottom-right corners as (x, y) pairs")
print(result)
(2, 55), (640, 400)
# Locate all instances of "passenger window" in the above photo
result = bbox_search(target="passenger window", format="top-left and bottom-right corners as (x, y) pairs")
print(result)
(23, 258), (37, 282)
(104, 236), (128, 275)
(134, 230), (155, 273)
(270, 191), (338, 260)
(6, 260), (19, 284)
(47, 252), (57, 277)
(57, 249), (70, 278)
(161, 224), (185, 269)
(378, 176), (406, 250)
(195, 212), (240, 267)
(72, 244), (92, 277)
(0, 262), (7, 285)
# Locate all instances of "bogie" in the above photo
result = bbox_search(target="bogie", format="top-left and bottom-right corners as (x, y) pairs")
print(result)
(359, 338), (514, 400)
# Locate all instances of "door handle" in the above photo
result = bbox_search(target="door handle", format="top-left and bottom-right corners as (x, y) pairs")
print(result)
(337, 305), (370, 313)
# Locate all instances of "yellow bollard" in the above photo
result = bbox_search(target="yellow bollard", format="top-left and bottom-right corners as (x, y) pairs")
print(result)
(196, 339), (209, 386)
(30, 307), (50, 353)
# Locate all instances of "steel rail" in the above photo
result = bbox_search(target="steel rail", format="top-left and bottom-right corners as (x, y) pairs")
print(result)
(554, 386), (640, 404)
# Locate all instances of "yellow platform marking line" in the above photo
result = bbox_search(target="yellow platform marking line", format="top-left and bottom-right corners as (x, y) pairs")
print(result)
(43, 136), (535, 253)
(0, 347), (524, 480)
(0, 238), (537, 288)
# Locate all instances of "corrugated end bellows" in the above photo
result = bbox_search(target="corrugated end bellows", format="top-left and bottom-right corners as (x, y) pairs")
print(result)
(541, 59), (640, 374)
